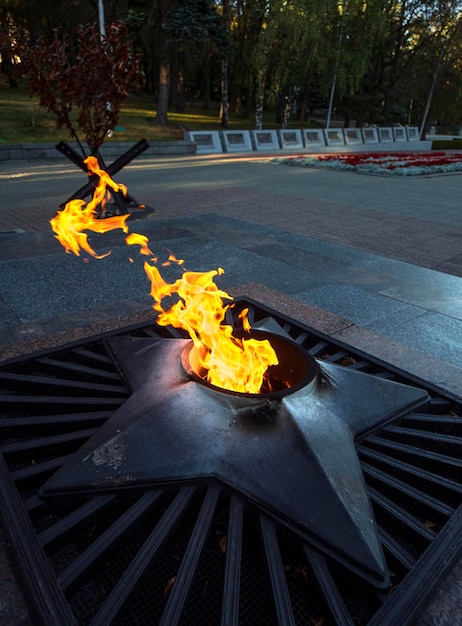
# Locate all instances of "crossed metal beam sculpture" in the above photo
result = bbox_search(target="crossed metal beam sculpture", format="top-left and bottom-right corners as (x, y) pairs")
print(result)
(56, 139), (150, 215)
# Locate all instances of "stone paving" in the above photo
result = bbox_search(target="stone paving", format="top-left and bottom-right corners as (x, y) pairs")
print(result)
(1, 148), (462, 624)
(2, 152), (462, 394)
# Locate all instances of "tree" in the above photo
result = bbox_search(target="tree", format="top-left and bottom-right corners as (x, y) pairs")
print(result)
(164, 0), (228, 113)
(18, 21), (144, 154)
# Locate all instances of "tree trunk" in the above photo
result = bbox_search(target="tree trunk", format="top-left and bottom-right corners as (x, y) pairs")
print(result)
(255, 93), (264, 130)
(155, 1), (170, 127)
(419, 47), (444, 139)
(202, 41), (211, 110)
(176, 49), (185, 112)
(220, 57), (229, 127)
(255, 42), (269, 130)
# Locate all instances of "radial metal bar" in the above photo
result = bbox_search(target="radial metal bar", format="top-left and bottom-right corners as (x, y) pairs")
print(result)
(0, 455), (76, 625)
(92, 487), (196, 625)
(0, 395), (126, 408)
(140, 327), (163, 338)
(368, 487), (436, 542)
(324, 351), (348, 363)
(0, 410), (112, 429)
(383, 425), (462, 454)
(159, 485), (221, 626)
(304, 545), (354, 626)
(11, 454), (74, 482)
(221, 496), (244, 626)
(361, 461), (454, 517)
(358, 445), (462, 495)
(24, 494), (46, 514)
(58, 491), (162, 592)
(36, 357), (123, 381)
(71, 347), (114, 365)
(1, 428), (97, 455)
(294, 330), (310, 345)
(377, 528), (416, 570)
(369, 504), (462, 626)
(38, 495), (115, 549)
(366, 436), (462, 472)
(403, 413), (462, 430)
(308, 341), (329, 356)
(0, 372), (128, 395)
(260, 514), (296, 626)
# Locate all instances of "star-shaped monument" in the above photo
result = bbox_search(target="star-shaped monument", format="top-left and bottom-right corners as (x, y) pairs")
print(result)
(41, 327), (429, 588)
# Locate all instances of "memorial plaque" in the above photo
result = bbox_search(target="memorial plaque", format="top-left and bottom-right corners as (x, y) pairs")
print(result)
(379, 128), (393, 142)
(393, 127), (406, 141)
(362, 127), (379, 143)
(194, 134), (214, 146)
(344, 129), (362, 145)
(303, 129), (325, 147)
(258, 132), (272, 144)
(227, 133), (244, 145)
(278, 129), (304, 150)
(252, 130), (280, 150)
(221, 130), (253, 152)
(185, 131), (223, 154)
(324, 129), (345, 145)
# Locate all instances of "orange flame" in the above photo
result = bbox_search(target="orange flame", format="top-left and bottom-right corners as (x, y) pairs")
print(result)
(143, 263), (278, 393)
(50, 156), (130, 258)
(51, 158), (278, 393)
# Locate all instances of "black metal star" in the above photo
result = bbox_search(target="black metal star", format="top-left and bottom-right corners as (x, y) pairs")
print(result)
(42, 333), (429, 588)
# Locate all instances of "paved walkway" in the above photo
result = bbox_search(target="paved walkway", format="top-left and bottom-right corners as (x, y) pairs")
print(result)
(2, 152), (462, 396)
(1, 150), (462, 624)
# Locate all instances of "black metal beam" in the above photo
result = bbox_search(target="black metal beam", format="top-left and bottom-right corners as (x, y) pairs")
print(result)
(56, 139), (149, 206)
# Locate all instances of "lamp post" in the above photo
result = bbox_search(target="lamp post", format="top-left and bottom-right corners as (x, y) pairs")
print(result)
(326, 0), (346, 129)
(98, 0), (106, 37)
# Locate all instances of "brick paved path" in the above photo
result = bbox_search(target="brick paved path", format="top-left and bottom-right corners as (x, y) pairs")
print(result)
(3, 154), (462, 276)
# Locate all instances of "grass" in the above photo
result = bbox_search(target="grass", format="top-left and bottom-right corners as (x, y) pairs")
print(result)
(431, 139), (462, 150)
(0, 83), (314, 145)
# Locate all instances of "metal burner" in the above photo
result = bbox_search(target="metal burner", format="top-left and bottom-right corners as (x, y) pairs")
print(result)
(182, 329), (317, 397)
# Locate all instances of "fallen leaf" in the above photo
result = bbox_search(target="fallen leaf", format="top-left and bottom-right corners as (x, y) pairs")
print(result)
(163, 576), (176, 598)
(219, 535), (227, 554)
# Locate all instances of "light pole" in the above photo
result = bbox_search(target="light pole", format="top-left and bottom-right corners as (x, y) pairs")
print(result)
(98, 0), (106, 37)
(326, 0), (346, 129)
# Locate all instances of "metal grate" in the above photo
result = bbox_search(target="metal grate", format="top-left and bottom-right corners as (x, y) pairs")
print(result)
(0, 297), (461, 625)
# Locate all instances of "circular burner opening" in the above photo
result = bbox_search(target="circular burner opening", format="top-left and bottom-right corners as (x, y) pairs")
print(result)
(181, 329), (317, 398)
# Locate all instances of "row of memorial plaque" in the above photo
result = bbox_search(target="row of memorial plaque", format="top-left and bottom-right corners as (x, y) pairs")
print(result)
(184, 126), (421, 154)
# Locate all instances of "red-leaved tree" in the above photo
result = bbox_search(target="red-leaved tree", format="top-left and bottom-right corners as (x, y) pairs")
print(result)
(18, 22), (144, 155)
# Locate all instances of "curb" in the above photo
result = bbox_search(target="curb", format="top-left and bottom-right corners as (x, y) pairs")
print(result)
(0, 140), (196, 161)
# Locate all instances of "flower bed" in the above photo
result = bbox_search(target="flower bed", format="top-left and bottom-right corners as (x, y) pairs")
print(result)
(272, 152), (462, 176)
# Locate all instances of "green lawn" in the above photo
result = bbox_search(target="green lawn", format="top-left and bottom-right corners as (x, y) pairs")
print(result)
(0, 84), (315, 145)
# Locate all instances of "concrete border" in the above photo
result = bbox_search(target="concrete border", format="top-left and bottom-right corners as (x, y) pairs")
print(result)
(0, 140), (197, 161)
